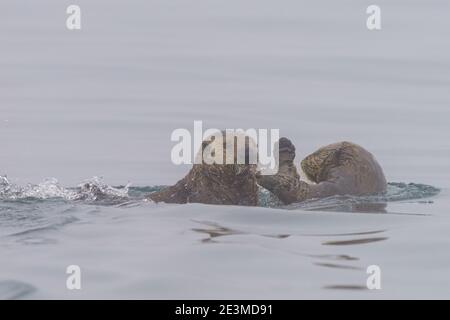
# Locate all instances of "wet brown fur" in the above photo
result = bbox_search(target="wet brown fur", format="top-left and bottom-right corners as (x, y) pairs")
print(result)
(148, 132), (258, 206)
(301, 141), (387, 198)
(258, 139), (387, 204)
(149, 136), (387, 206)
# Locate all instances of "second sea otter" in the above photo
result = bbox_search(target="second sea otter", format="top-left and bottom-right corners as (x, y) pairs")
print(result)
(257, 139), (387, 204)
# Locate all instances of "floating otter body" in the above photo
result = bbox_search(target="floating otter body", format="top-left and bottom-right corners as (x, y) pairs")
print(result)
(257, 139), (387, 204)
(301, 141), (387, 197)
(148, 132), (259, 206)
(149, 162), (258, 205)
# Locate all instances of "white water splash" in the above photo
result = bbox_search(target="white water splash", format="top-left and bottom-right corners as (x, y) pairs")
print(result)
(74, 176), (131, 201)
(0, 175), (130, 202)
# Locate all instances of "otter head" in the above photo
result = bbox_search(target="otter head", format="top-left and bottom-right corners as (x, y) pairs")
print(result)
(190, 130), (258, 206)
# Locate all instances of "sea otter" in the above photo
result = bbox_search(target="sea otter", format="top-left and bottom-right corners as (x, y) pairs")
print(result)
(257, 138), (387, 204)
(148, 131), (259, 206)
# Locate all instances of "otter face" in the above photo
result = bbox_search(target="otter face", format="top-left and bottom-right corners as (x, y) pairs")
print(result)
(198, 131), (257, 164)
(189, 131), (258, 205)
(196, 131), (258, 178)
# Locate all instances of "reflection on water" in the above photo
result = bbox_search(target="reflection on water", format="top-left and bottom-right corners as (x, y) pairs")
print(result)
(285, 183), (440, 214)
(322, 237), (388, 246)
(289, 200), (388, 213)
(314, 262), (363, 270)
(191, 221), (244, 242)
(0, 281), (36, 300)
(191, 220), (391, 291)
(16, 236), (58, 246)
(308, 254), (359, 261)
(323, 285), (367, 291)
(192, 220), (290, 243)
(302, 229), (386, 237)
(190, 220), (392, 291)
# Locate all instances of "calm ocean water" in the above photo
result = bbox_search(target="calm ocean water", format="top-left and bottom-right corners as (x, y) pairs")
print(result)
(1, 0), (449, 299)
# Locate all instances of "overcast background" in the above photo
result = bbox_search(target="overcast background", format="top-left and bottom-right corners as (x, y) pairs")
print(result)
(0, 0), (449, 188)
